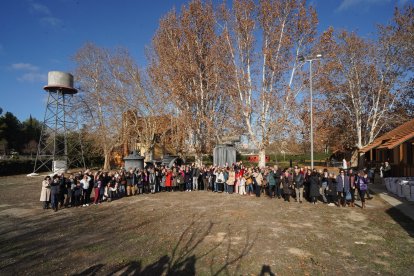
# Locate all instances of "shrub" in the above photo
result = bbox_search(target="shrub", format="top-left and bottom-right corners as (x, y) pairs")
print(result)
(0, 160), (51, 176)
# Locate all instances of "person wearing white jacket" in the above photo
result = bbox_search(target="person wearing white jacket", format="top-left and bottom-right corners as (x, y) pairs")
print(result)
(80, 174), (91, 206)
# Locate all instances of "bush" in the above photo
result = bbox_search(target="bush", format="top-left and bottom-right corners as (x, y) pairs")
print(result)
(0, 159), (51, 176)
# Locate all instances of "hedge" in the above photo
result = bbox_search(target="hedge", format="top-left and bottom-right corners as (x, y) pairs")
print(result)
(0, 160), (51, 176)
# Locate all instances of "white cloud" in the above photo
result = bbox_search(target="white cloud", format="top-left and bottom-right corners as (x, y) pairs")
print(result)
(30, 2), (51, 15)
(11, 63), (39, 71)
(17, 72), (48, 83)
(40, 16), (63, 27)
(336, 0), (392, 12)
(10, 62), (47, 83)
(28, 1), (63, 28)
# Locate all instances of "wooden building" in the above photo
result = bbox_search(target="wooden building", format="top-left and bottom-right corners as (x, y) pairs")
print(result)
(359, 119), (414, 177)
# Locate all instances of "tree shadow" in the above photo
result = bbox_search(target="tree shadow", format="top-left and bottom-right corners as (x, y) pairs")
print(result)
(72, 263), (105, 276)
(259, 264), (276, 276)
(106, 215), (258, 276)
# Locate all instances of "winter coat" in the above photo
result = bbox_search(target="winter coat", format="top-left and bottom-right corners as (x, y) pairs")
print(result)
(227, 171), (235, 185)
(184, 171), (192, 184)
(336, 175), (350, 193)
(309, 175), (320, 197)
(293, 173), (304, 189)
(50, 179), (60, 195)
(282, 175), (292, 194)
(355, 175), (369, 191)
(254, 172), (263, 186)
(267, 171), (276, 186)
(40, 180), (51, 201)
(165, 172), (173, 187)
(326, 178), (337, 196)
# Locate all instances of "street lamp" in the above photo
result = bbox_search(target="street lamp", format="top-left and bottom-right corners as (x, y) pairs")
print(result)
(298, 53), (322, 169)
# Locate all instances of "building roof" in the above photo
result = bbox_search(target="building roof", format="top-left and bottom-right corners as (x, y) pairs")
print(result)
(360, 118), (414, 152)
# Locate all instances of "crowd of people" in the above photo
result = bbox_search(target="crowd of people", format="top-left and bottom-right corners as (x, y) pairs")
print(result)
(40, 162), (373, 212)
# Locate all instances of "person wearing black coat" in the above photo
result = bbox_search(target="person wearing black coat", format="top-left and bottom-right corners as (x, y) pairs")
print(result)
(274, 166), (282, 199)
(50, 174), (60, 212)
(281, 170), (293, 202)
(326, 173), (337, 205)
(58, 173), (67, 208)
(309, 171), (320, 204)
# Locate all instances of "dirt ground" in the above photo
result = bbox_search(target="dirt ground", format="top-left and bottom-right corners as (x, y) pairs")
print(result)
(0, 174), (413, 275)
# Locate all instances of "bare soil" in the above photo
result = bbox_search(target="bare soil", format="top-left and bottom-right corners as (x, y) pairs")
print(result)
(0, 174), (413, 275)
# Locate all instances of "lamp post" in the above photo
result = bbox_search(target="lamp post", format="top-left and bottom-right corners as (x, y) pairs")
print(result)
(298, 53), (322, 169)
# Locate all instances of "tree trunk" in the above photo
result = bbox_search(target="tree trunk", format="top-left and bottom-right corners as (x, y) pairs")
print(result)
(194, 153), (202, 167)
(258, 149), (266, 168)
(144, 147), (154, 162)
(103, 150), (111, 170)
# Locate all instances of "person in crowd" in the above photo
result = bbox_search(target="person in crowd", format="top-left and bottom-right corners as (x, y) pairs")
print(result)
(336, 169), (350, 207)
(223, 168), (229, 193)
(165, 168), (173, 192)
(126, 169), (134, 196)
(235, 168), (242, 194)
(253, 168), (263, 197)
(93, 172), (102, 204)
(326, 173), (337, 206)
(309, 170), (320, 204)
(155, 166), (161, 193)
(119, 171), (127, 197)
(58, 172), (67, 208)
(184, 166), (192, 192)
(214, 167), (224, 192)
(239, 173), (246, 195)
(281, 170), (292, 202)
(40, 176), (51, 209)
(202, 168), (209, 191)
(79, 174), (91, 206)
(245, 168), (254, 196)
(320, 170), (329, 204)
(267, 167), (276, 198)
(293, 167), (304, 203)
(149, 168), (156, 194)
(274, 166), (282, 199)
(192, 165), (200, 191)
(50, 174), (60, 211)
(160, 168), (166, 192)
(65, 174), (74, 207)
(304, 169), (311, 201)
(227, 167), (235, 194)
(381, 161), (391, 178)
(71, 176), (80, 206)
(348, 168), (357, 207)
(107, 176), (117, 201)
(142, 169), (149, 193)
(137, 170), (144, 194)
(356, 170), (369, 209)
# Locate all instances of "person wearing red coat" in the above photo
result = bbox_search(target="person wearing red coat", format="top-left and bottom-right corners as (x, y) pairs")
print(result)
(165, 169), (173, 192)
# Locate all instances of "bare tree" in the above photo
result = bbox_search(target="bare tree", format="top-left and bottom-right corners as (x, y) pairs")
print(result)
(149, 0), (236, 165)
(316, 24), (408, 149)
(219, 0), (318, 167)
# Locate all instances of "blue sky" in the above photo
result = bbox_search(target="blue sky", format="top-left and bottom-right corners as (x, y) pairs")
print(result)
(0, 0), (411, 121)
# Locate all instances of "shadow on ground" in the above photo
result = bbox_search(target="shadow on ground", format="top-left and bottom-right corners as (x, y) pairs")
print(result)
(73, 216), (259, 275)
(385, 207), (414, 238)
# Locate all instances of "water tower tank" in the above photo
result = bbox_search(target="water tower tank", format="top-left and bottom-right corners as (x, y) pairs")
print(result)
(44, 71), (77, 94)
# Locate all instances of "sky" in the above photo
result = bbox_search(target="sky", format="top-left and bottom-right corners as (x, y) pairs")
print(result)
(0, 0), (411, 122)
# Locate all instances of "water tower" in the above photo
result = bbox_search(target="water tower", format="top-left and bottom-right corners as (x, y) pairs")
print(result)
(33, 71), (85, 174)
